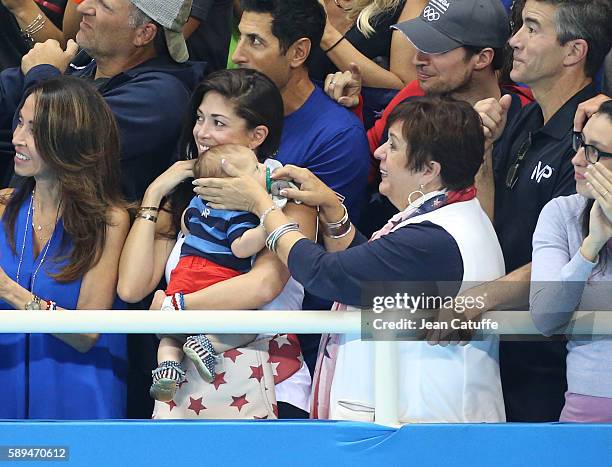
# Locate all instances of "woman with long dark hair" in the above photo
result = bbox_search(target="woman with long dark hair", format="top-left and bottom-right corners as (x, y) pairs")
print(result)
(531, 99), (612, 422)
(118, 68), (316, 419)
(0, 76), (130, 419)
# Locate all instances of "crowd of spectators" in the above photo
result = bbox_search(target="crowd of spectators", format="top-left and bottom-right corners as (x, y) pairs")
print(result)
(0, 0), (610, 423)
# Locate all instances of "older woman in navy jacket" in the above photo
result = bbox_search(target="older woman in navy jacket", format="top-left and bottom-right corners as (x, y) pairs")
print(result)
(195, 96), (507, 423)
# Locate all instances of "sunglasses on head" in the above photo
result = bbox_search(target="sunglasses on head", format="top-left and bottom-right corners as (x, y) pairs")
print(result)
(505, 133), (532, 189)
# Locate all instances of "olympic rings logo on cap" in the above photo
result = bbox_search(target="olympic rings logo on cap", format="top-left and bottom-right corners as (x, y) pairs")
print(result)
(423, 6), (441, 21)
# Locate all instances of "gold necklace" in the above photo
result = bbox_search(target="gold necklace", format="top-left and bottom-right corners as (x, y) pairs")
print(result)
(31, 190), (60, 243)
(15, 189), (61, 291)
(32, 197), (57, 230)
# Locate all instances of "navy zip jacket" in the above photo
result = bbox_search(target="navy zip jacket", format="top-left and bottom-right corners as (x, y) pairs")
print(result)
(0, 55), (207, 200)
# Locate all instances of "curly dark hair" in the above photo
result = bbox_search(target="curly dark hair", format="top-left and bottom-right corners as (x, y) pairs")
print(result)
(167, 68), (284, 236)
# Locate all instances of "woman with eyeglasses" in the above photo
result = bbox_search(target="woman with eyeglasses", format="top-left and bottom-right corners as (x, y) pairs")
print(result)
(530, 99), (612, 422)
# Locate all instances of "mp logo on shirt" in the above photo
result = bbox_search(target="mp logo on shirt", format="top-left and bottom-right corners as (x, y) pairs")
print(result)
(201, 207), (211, 218)
(531, 161), (553, 183)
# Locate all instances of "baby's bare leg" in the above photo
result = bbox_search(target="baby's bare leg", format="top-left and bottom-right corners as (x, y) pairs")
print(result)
(157, 336), (186, 364)
(206, 334), (258, 353)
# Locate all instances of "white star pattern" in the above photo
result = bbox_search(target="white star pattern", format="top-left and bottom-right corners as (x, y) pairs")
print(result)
(273, 334), (291, 348)
(269, 361), (280, 376)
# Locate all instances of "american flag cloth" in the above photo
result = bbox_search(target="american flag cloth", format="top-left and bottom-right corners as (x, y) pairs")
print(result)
(370, 186), (476, 241)
(153, 334), (302, 420)
(310, 303), (345, 420)
(310, 187), (476, 419)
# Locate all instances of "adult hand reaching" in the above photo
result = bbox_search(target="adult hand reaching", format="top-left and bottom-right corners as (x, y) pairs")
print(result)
(574, 94), (611, 132)
(192, 159), (269, 214)
(21, 39), (79, 75)
(324, 62), (362, 108)
(145, 159), (196, 204)
(271, 164), (345, 223)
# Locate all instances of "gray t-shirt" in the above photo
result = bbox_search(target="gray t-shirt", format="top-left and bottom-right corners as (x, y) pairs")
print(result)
(531, 194), (612, 397)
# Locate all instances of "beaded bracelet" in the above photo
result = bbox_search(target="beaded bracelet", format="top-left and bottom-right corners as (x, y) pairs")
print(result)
(24, 295), (57, 310)
(259, 205), (278, 227)
(160, 293), (184, 311)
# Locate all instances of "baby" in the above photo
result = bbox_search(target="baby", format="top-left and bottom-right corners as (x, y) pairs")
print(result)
(150, 144), (270, 402)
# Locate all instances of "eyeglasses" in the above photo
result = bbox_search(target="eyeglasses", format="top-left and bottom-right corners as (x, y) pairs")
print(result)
(572, 131), (612, 164)
(505, 133), (532, 189)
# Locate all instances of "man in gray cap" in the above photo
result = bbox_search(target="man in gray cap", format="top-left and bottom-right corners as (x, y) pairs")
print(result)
(393, 0), (509, 56)
(325, 0), (532, 236)
(1, 0), (206, 200)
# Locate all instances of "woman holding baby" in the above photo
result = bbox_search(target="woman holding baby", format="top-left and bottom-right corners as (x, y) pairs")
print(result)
(118, 69), (316, 419)
(194, 96), (508, 423)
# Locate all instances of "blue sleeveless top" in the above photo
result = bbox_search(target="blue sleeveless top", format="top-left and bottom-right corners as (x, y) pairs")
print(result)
(0, 192), (127, 419)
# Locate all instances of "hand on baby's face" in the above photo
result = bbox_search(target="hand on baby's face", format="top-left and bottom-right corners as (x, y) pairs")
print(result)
(254, 163), (268, 189)
(194, 144), (258, 180)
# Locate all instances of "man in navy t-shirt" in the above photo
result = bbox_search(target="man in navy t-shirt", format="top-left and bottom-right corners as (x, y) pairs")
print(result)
(232, 0), (370, 374)
(232, 0), (369, 223)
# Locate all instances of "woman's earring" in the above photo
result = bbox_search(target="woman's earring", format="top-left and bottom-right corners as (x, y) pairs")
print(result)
(408, 185), (425, 208)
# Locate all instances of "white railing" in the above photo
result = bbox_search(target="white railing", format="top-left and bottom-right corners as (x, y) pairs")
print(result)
(1, 309), (611, 426)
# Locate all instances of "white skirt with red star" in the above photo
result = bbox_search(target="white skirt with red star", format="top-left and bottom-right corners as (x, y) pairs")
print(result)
(152, 334), (303, 419)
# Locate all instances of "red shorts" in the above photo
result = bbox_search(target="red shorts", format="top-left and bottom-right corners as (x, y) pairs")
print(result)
(165, 255), (242, 295)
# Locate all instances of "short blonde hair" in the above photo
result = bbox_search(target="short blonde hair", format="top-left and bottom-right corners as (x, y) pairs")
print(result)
(347, 0), (404, 38)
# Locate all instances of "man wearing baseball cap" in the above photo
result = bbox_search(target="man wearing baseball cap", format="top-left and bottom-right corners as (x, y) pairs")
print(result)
(324, 0), (533, 236)
(0, 0), (207, 419)
(1, 0), (206, 201)
(392, 0), (509, 55)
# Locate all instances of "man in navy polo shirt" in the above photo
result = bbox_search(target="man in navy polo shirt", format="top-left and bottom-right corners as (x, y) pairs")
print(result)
(474, 0), (611, 422)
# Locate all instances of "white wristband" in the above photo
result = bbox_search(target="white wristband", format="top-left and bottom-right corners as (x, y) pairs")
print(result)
(160, 295), (175, 311)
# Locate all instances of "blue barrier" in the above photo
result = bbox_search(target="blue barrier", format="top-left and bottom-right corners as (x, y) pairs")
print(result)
(0, 420), (610, 466)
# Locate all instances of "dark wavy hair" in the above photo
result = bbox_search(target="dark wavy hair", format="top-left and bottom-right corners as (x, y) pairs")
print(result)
(386, 96), (485, 191)
(167, 68), (284, 235)
(1, 76), (124, 282)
